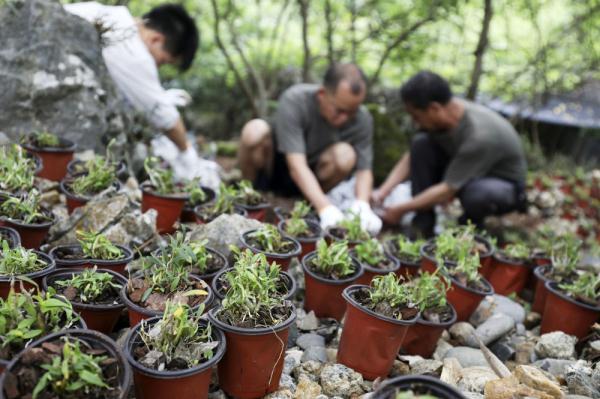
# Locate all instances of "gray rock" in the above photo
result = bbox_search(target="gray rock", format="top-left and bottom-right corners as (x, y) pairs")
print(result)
(516, 323), (527, 336)
(0, 132), (10, 145)
(535, 331), (578, 360)
(297, 333), (326, 350)
(410, 359), (443, 376)
(301, 346), (328, 363)
(279, 373), (296, 393)
(449, 322), (476, 346)
(466, 314), (515, 347)
(566, 361), (600, 398)
(443, 347), (488, 368)
(457, 366), (499, 394)
(533, 358), (578, 379)
(263, 389), (293, 399)
(320, 363), (364, 397)
(297, 310), (320, 331)
(207, 390), (227, 399)
(139, 350), (163, 369)
(293, 360), (323, 382)
(592, 364), (599, 390)
(565, 395), (594, 399)
(187, 214), (262, 256)
(283, 349), (303, 375)
(433, 339), (454, 361)
(469, 295), (526, 326)
(104, 208), (158, 246)
(294, 376), (322, 398)
(462, 393), (485, 399)
(315, 318), (340, 343)
(490, 340), (516, 362)
(314, 396), (329, 399)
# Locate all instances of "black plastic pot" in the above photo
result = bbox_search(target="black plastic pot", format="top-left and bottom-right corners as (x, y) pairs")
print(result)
(373, 375), (466, 398)
(124, 316), (226, 399)
(0, 251), (55, 298)
(0, 227), (20, 249)
(49, 243), (134, 275)
(211, 267), (297, 301)
(181, 186), (217, 223)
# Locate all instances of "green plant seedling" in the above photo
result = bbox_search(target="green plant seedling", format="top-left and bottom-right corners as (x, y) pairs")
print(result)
(247, 224), (295, 253)
(337, 213), (370, 241)
(162, 233), (214, 275)
(0, 190), (52, 224)
(410, 271), (448, 312)
(0, 144), (36, 193)
(70, 156), (116, 196)
(354, 238), (386, 266)
(234, 180), (264, 206)
(54, 267), (123, 303)
(77, 230), (123, 260)
(185, 177), (208, 205)
(27, 130), (60, 148)
(284, 217), (310, 237)
(290, 201), (312, 219)
(559, 272), (600, 303)
(144, 157), (176, 195)
(0, 241), (47, 275)
(312, 239), (355, 279)
(368, 273), (414, 319)
(392, 235), (425, 263)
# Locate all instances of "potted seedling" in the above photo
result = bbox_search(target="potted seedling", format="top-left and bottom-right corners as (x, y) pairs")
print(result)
(401, 272), (456, 358)
(277, 212), (323, 259)
(194, 183), (247, 223)
(21, 130), (76, 181)
(67, 140), (127, 181)
(141, 157), (189, 234)
(301, 239), (363, 320)
(0, 227), (20, 249)
(120, 252), (213, 326)
(0, 288), (83, 372)
(180, 177), (216, 223)
(353, 238), (400, 286)
(241, 224), (301, 271)
(155, 233), (228, 284)
(0, 243), (55, 298)
(49, 230), (134, 275)
(207, 249), (296, 399)
(60, 155), (120, 213)
(211, 248), (296, 301)
(440, 250), (494, 322)
(384, 235), (425, 278)
(541, 271), (600, 339)
(337, 273), (419, 379)
(0, 144), (38, 195)
(326, 214), (370, 248)
(532, 235), (581, 314)
(373, 375), (467, 399)
(233, 180), (270, 221)
(273, 200), (318, 223)
(43, 267), (127, 334)
(124, 302), (225, 399)
(0, 191), (55, 249)
(488, 242), (531, 295)
(1, 330), (131, 398)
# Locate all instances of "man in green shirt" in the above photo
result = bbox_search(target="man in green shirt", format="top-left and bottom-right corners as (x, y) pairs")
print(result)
(238, 63), (381, 234)
(373, 71), (527, 237)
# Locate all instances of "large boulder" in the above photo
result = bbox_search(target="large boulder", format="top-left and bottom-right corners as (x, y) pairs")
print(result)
(0, 0), (129, 151)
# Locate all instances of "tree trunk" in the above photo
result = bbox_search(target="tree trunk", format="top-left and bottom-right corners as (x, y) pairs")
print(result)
(324, 0), (335, 65)
(349, 0), (357, 63)
(298, 0), (311, 82)
(466, 0), (493, 100)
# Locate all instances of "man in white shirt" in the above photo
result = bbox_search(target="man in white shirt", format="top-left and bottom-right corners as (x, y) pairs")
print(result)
(64, 2), (205, 177)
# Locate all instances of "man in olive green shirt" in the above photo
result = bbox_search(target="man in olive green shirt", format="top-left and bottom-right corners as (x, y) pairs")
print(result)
(373, 71), (527, 237)
(238, 63), (381, 234)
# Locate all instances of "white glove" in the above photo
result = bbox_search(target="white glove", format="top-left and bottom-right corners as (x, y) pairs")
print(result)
(349, 200), (382, 236)
(171, 146), (222, 190)
(164, 89), (193, 107)
(319, 205), (345, 230)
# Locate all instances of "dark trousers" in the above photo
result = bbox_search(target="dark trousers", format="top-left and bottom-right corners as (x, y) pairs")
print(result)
(410, 133), (525, 238)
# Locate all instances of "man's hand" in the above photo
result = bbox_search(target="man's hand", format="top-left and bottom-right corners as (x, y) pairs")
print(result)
(349, 200), (382, 235)
(380, 205), (406, 225)
(371, 187), (389, 206)
(319, 205), (345, 230)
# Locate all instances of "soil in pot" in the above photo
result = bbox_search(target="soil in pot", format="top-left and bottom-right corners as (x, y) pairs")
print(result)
(241, 226), (301, 271)
(1, 329), (130, 399)
(373, 375), (467, 399)
(0, 227), (20, 249)
(21, 134), (76, 182)
(337, 282), (419, 379)
(277, 219), (322, 260)
(43, 268), (127, 334)
(0, 249), (55, 298)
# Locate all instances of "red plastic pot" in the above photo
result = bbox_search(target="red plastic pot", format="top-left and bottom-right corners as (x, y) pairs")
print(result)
(240, 229), (301, 271)
(49, 244), (134, 275)
(141, 183), (189, 234)
(60, 177), (122, 214)
(277, 219), (323, 260)
(0, 226), (20, 249)
(207, 304), (296, 399)
(67, 159), (127, 180)
(193, 204), (248, 224)
(180, 186), (216, 223)
(532, 265), (551, 314)
(420, 243), (440, 274)
(383, 238), (421, 279)
(446, 275), (494, 322)
(0, 251), (55, 299)
(325, 227), (365, 249)
(401, 304), (457, 358)
(212, 268), (296, 301)
(420, 236), (494, 276)
(234, 202), (271, 222)
(42, 268), (127, 334)
(22, 138), (76, 181)
(120, 275), (214, 327)
(540, 281), (600, 339)
(301, 252), (363, 321)
(486, 254), (531, 296)
(353, 253), (400, 286)
(124, 316), (226, 399)
(0, 216), (54, 249)
(337, 285), (418, 380)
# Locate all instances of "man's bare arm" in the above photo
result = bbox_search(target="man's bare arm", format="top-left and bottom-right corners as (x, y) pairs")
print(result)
(374, 152), (410, 201)
(286, 153), (331, 212)
(166, 118), (190, 151)
(355, 169), (373, 202)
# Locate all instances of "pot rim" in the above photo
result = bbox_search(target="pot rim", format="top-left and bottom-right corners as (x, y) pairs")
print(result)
(533, 264), (553, 281)
(273, 206), (319, 223)
(21, 137), (77, 153)
(276, 219), (323, 244)
(449, 274), (494, 296)
(416, 303), (457, 327)
(233, 200), (271, 211)
(66, 159), (127, 176)
(324, 226), (368, 245)
(342, 285), (419, 326)
(349, 249), (401, 274)
(240, 229), (302, 259)
(207, 301), (296, 335)
(153, 245), (228, 282)
(420, 234), (495, 264)
(545, 280), (600, 312)
(193, 203), (248, 222)
(141, 182), (189, 200)
(0, 226), (21, 248)
(48, 243), (134, 267)
(59, 177), (122, 202)
(492, 252), (529, 267)
(211, 268), (297, 301)
(42, 268), (128, 311)
(0, 250), (55, 282)
(183, 186), (217, 209)
(124, 316), (226, 378)
(383, 238), (421, 267)
(373, 374), (467, 399)
(301, 251), (364, 285)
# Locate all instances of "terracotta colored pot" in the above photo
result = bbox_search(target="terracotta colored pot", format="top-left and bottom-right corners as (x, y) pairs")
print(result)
(0, 226), (20, 248)
(0, 251), (55, 299)
(353, 253), (400, 286)
(180, 186), (216, 223)
(240, 229), (301, 271)
(42, 268), (127, 334)
(212, 268), (296, 301)
(401, 304), (457, 358)
(234, 201), (271, 222)
(540, 281), (600, 339)
(0, 206), (54, 249)
(193, 204), (248, 224)
(120, 275), (214, 327)
(383, 238), (421, 279)
(486, 254), (531, 296)
(337, 285), (418, 379)
(532, 265), (551, 314)
(373, 375), (466, 399)
(207, 304), (296, 399)
(67, 159), (128, 181)
(301, 252), (363, 321)
(49, 244), (134, 275)
(22, 138), (76, 181)
(141, 183), (189, 234)
(0, 329), (131, 398)
(277, 219), (323, 260)
(124, 316), (226, 399)
(420, 236), (494, 276)
(446, 275), (494, 322)
(419, 243), (440, 274)
(60, 177), (122, 214)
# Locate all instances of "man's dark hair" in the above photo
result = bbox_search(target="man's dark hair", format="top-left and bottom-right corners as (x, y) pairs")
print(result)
(400, 70), (453, 109)
(323, 63), (367, 95)
(143, 4), (199, 71)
